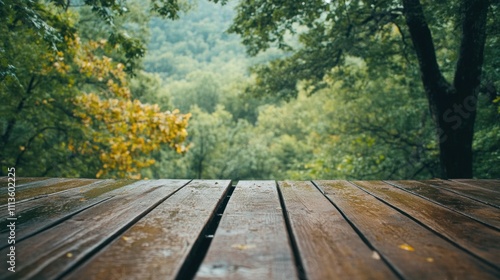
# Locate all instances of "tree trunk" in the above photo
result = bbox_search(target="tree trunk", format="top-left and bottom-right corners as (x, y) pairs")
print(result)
(402, 0), (488, 178)
(432, 89), (476, 178)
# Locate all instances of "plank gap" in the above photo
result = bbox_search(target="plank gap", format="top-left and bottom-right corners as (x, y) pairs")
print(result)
(451, 179), (500, 193)
(174, 184), (235, 280)
(0, 178), (100, 206)
(424, 180), (500, 209)
(0, 196), (112, 251)
(54, 180), (192, 279)
(351, 181), (500, 271)
(384, 180), (500, 232)
(276, 181), (307, 280)
(311, 181), (406, 280)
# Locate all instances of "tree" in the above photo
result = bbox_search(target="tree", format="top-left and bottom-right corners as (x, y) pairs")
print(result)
(216, 0), (498, 178)
(167, 71), (221, 114)
(308, 61), (438, 180)
(0, 0), (191, 178)
(150, 105), (267, 180)
(402, 0), (489, 179)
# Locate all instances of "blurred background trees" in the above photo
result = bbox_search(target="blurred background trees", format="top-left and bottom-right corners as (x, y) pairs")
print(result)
(0, 0), (190, 178)
(218, 0), (499, 178)
(1, 0), (498, 179)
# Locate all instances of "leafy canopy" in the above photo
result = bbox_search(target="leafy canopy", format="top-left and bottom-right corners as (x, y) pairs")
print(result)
(0, 0), (190, 178)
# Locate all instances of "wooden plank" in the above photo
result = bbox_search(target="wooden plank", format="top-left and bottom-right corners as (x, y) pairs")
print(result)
(354, 180), (500, 268)
(0, 179), (135, 244)
(423, 179), (500, 208)
(11, 178), (85, 192)
(278, 181), (397, 279)
(314, 180), (500, 279)
(64, 180), (231, 280)
(16, 177), (49, 184)
(452, 179), (500, 193)
(196, 181), (296, 280)
(0, 179), (190, 279)
(0, 177), (48, 186)
(0, 178), (98, 205)
(387, 180), (500, 230)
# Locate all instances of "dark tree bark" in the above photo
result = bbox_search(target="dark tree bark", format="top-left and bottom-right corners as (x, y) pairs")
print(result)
(402, 0), (489, 178)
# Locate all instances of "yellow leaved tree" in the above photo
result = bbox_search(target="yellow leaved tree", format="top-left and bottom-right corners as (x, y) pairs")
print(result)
(0, 0), (191, 178)
(52, 36), (190, 179)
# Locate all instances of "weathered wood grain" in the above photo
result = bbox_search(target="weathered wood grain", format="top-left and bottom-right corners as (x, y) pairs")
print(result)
(0, 179), (189, 280)
(3, 178), (499, 279)
(0, 179), (134, 245)
(278, 181), (396, 280)
(354, 180), (500, 269)
(196, 181), (296, 280)
(423, 179), (500, 208)
(452, 179), (500, 193)
(0, 177), (48, 186)
(64, 180), (230, 280)
(387, 180), (500, 230)
(0, 178), (98, 205)
(314, 180), (500, 279)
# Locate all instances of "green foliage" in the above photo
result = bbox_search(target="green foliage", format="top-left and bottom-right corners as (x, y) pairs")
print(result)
(1, 0), (186, 78)
(311, 61), (438, 179)
(473, 95), (500, 178)
(150, 105), (273, 180)
(209, 0), (499, 178)
(0, 0), (190, 178)
(143, 0), (498, 179)
(167, 71), (221, 113)
(3, 0), (498, 180)
(145, 1), (247, 80)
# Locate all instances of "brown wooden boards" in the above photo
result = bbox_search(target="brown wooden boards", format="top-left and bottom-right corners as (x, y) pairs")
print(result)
(314, 180), (500, 279)
(64, 180), (231, 280)
(196, 181), (296, 280)
(387, 180), (500, 230)
(423, 179), (500, 208)
(0, 177), (48, 186)
(0, 179), (135, 244)
(278, 181), (397, 280)
(2, 178), (499, 279)
(452, 179), (500, 193)
(354, 180), (500, 269)
(0, 178), (98, 205)
(0, 179), (189, 280)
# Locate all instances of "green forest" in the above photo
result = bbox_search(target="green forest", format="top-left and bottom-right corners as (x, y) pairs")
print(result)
(1, 0), (499, 180)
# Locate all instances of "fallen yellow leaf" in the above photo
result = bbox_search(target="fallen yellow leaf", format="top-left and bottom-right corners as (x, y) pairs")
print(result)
(398, 243), (415, 252)
(231, 244), (256, 250)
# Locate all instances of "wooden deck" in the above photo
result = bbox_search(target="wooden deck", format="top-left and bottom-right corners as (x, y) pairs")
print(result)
(1, 178), (499, 279)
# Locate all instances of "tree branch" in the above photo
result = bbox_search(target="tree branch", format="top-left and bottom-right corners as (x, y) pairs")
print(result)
(402, 0), (450, 92)
(14, 126), (68, 168)
(453, 0), (489, 99)
(392, 21), (413, 65)
(1, 75), (36, 146)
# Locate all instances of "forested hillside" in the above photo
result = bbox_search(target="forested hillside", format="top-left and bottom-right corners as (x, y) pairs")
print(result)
(1, 0), (498, 180)
(141, 0), (499, 180)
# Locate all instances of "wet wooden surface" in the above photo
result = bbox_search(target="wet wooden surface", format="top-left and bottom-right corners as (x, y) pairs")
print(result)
(196, 181), (296, 280)
(1, 179), (499, 279)
(277, 181), (396, 279)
